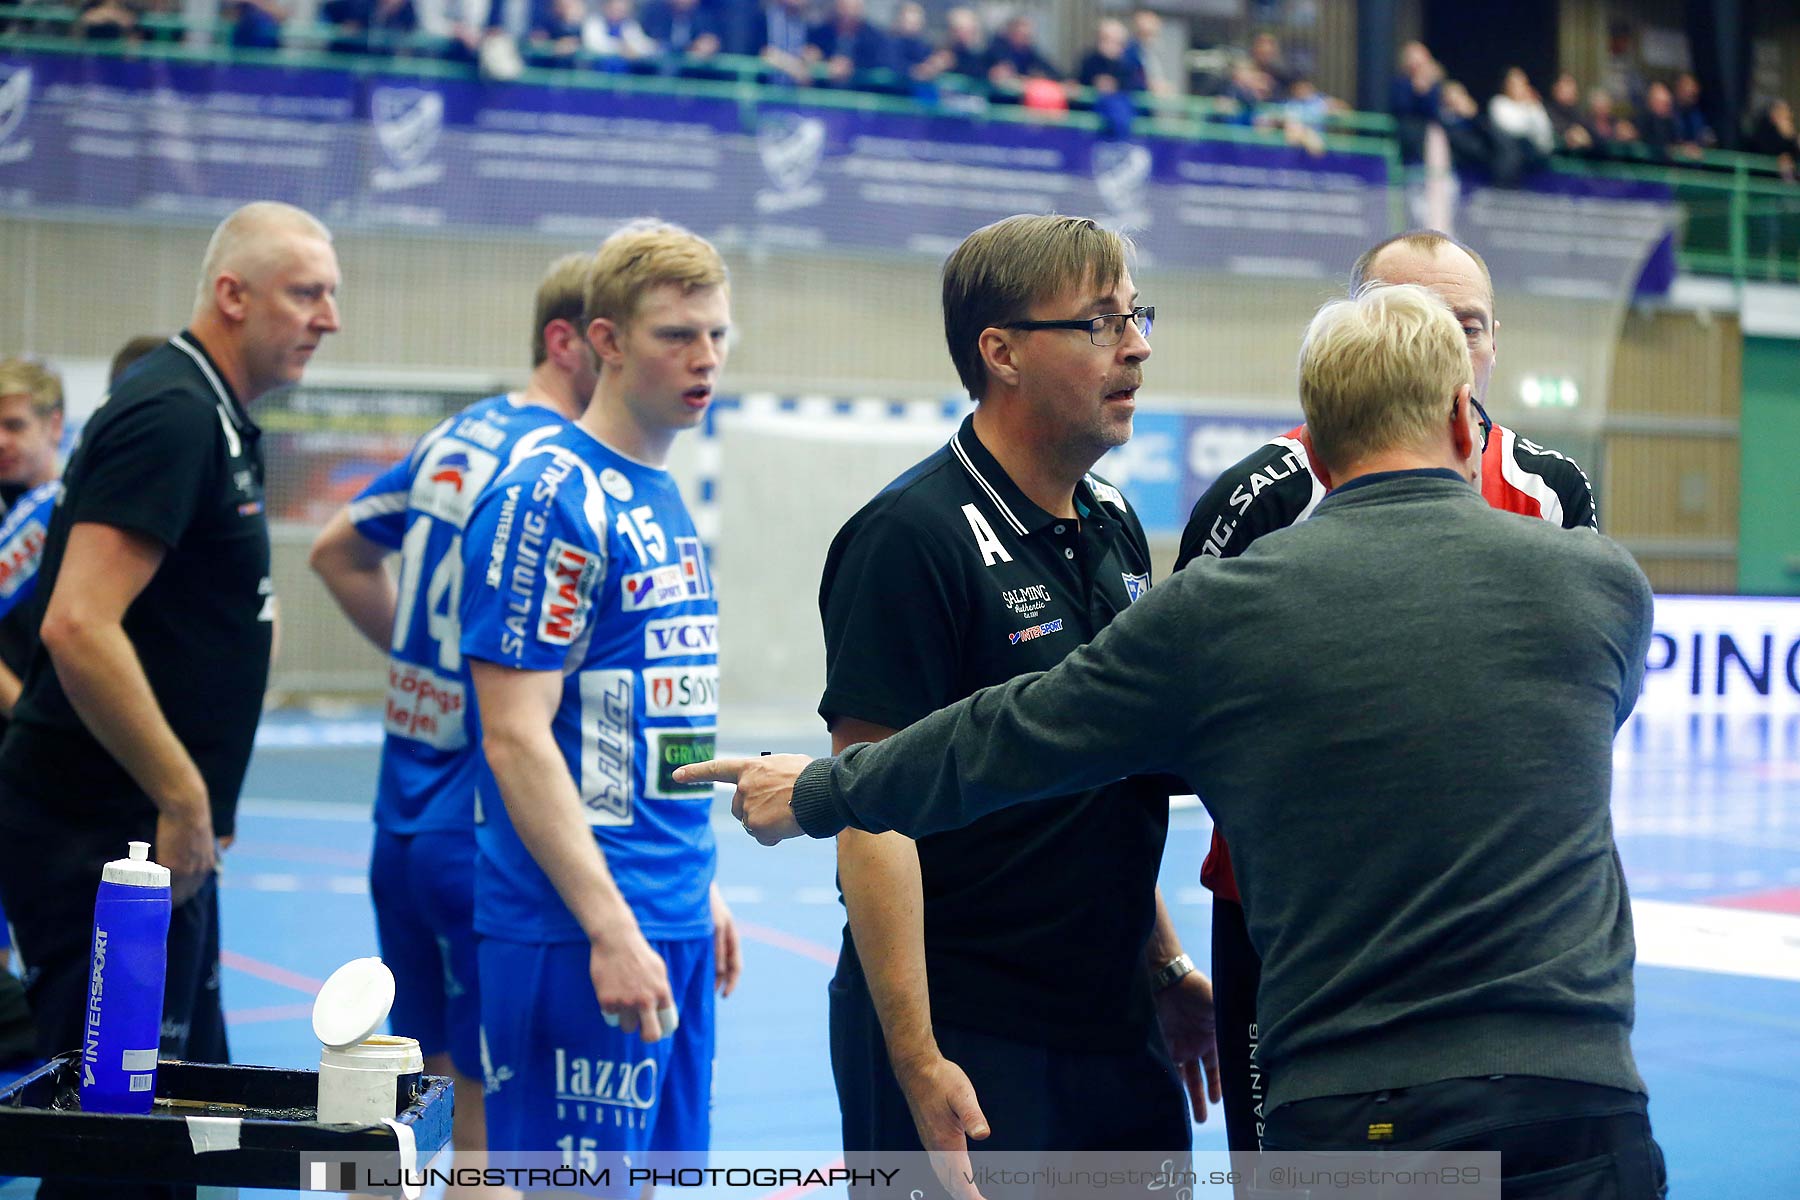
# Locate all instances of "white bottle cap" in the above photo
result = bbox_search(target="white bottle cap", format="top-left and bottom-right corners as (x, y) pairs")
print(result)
(101, 841), (172, 889)
(312, 958), (397, 1051)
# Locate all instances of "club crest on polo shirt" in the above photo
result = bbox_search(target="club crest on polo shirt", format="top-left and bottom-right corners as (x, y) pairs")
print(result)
(1122, 572), (1150, 602)
(1009, 618), (1064, 646)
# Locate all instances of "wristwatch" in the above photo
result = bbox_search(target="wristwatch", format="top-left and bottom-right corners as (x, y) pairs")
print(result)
(1151, 952), (1196, 992)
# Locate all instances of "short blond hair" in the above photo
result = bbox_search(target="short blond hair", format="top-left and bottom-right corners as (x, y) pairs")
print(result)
(0, 358), (63, 417)
(531, 252), (595, 367)
(585, 220), (728, 330)
(1298, 283), (1473, 473)
(194, 201), (333, 315)
(942, 214), (1129, 400)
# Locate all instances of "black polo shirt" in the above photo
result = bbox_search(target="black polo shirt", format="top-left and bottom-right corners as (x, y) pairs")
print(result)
(819, 414), (1170, 1052)
(0, 331), (272, 841)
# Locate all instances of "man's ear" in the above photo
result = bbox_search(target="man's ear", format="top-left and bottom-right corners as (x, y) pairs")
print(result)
(1451, 382), (1478, 461)
(978, 327), (1021, 392)
(588, 317), (624, 369)
(213, 272), (250, 323)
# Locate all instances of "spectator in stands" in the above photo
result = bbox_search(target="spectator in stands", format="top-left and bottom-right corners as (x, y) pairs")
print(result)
(1638, 80), (1700, 161)
(985, 13), (1059, 89)
(1078, 18), (1146, 94)
(1077, 18), (1144, 139)
(227, 0), (288, 49)
(1602, 20), (1646, 112)
(1582, 87), (1639, 157)
(74, 0), (139, 41)
(1125, 8), (1174, 99)
(887, 2), (936, 81)
(1546, 71), (1593, 153)
(1390, 40), (1444, 161)
(414, 0), (489, 62)
(805, 0), (888, 86)
(321, 0), (418, 56)
(1673, 73), (1716, 148)
(934, 6), (987, 81)
(1280, 78), (1336, 156)
(528, 0), (586, 66)
(584, 0), (656, 66)
(1249, 31), (1294, 101)
(1438, 79), (1496, 174)
(1746, 99), (1799, 181)
(1217, 57), (1271, 126)
(640, 0), (720, 64)
(753, 0), (814, 85)
(1488, 66), (1553, 183)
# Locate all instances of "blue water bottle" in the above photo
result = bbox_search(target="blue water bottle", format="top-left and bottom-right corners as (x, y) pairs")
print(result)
(80, 840), (171, 1114)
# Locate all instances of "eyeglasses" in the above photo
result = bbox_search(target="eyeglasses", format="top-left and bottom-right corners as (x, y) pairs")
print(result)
(1463, 392), (1492, 451)
(1005, 306), (1154, 347)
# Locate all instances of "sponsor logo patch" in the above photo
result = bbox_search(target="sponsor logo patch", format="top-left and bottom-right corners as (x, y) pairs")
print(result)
(644, 616), (719, 660)
(578, 670), (632, 825)
(554, 1048), (658, 1110)
(538, 538), (601, 645)
(644, 727), (716, 800)
(0, 519), (47, 598)
(621, 564), (687, 612)
(384, 663), (467, 751)
(1001, 583), (1053, 619)
(1122, 572), (1150, 602)
(599, 468), (634, 502)
(644, 665), (719, 718)
(676, 536), (712, 599)
(1008, 618), (1064, 646)
(412, 437), (500, 529)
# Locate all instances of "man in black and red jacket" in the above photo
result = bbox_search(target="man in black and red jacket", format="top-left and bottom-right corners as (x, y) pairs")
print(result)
(1175, 229), (1598, 1155)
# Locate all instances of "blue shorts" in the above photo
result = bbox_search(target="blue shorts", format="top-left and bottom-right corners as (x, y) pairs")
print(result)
(479, 934), (715, 1168)
(369, 827), (482, 1080)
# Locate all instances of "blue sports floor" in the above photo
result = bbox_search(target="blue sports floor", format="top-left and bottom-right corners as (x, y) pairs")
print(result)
(6, 709), (1799, 1197)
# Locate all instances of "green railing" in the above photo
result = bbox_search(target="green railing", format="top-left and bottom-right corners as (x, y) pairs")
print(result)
(4, 14), (1797, 284)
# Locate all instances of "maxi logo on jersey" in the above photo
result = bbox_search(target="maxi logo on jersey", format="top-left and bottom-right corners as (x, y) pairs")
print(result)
(0, 518), (47, 598)
(539, 538), (602, 645)
(644, 616), (718, 660)
(621, 536), (713, 612)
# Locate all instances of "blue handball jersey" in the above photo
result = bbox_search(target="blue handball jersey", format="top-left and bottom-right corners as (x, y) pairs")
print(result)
(0, 480), (59, 622)
(349, 395), (571, 833)
(459, 424), (718, 944)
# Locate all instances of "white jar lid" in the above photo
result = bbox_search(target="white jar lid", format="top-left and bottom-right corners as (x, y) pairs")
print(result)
(312, 958), (396, 1050)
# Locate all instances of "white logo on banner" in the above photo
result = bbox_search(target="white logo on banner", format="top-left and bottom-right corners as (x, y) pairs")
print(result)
(370, 86), (446, 191)
(0, 66), (35, 165)
(1092, 141), (1151, 230)
(755, 112), (826, 214)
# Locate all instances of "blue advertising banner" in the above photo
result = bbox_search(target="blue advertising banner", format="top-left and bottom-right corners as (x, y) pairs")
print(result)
(0, 51), (1391, 277)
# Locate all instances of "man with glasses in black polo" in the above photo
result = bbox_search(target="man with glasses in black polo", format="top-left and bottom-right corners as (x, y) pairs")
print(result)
(1173, 229), (1599, 1157)
(816, 215), (1220, 1186)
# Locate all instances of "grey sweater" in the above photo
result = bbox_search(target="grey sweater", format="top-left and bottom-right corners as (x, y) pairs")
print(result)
(792, 471), (1655, 1110)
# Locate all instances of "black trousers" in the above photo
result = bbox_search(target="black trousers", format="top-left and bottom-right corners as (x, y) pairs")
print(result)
(1211, 897), (1265, 1152)
(0, 790), (228, 1200)
(1264, 1076), (1667, 1199)
(828, 961), (1191, 1168)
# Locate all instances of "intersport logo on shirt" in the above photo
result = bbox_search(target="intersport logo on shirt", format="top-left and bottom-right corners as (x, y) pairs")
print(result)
(644, 666), (719, 717)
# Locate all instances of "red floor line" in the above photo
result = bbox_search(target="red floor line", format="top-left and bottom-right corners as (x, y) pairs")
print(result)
(225, 1002), (317, 1026)
(736, 922), (839, 968)
(220, 949), (327, 996)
